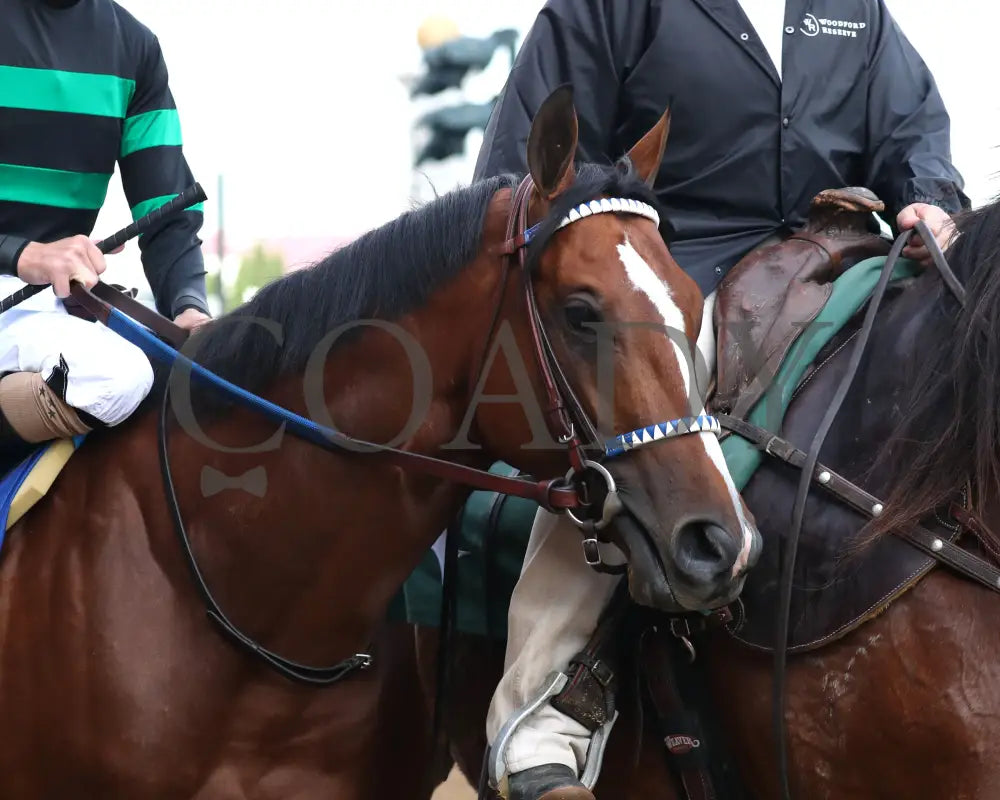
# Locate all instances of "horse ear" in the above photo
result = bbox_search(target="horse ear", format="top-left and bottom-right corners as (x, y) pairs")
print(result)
(627, 108), (671, 188)
(526, 85), (578, 200)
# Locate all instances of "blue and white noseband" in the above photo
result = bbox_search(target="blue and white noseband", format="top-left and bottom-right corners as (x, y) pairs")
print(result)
(604, 415), (722, 459)
(565, 415), (722, 537)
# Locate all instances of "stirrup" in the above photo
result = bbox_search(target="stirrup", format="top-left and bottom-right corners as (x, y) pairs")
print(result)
(489, 671), (619, 793)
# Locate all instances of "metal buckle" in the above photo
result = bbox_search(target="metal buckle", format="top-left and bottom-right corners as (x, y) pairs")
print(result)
(565, 460), (623, 531)
(668, 618), (697, 663)
(589, 658), (614, 688)
(582, 537), (602, 566)
(558, 422), (576, 444)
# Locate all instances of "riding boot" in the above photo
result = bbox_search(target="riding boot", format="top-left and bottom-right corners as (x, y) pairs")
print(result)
(0, 371), (91, 446)
(505, 764), (595, 800)
(492, 588), (629, 800)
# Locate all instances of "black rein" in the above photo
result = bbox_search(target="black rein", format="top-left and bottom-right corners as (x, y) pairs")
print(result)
(772, 219), (967, 800)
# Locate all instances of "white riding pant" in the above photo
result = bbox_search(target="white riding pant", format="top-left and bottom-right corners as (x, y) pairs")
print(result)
(0, 276), (154, 426)
(485, 290), (718, 778)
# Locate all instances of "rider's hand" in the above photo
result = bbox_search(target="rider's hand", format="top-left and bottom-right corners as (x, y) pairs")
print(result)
(16, 235), (106, 297)
(897, 203), (956, 268)
(173, 307), (211, 331)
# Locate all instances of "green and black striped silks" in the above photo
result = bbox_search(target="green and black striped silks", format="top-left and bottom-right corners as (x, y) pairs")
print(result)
(0, 0), (208, 317)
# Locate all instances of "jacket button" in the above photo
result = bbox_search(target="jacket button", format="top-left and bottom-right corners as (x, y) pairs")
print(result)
(782, 116), (790, 127)
(740, 32), (749, 41)
(785, 26), (794, 34)
(714, 266), (723, 276)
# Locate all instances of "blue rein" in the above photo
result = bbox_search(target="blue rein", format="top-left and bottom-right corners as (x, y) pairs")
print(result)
(108, 306), (719, 464)
(107, 308), (352, 451)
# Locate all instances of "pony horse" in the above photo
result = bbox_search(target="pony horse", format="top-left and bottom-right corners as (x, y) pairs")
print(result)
(0, 85), (758, 798)
(424, 195), (1000, 799)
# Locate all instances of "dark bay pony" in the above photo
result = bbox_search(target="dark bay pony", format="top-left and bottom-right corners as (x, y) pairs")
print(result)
(0, 86), (757, 797)
(700, 196), (1000, 799)
(423, 199), (1000, 799)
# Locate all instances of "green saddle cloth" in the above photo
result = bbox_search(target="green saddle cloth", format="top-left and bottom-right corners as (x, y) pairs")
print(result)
(389, 254), (919, 638)
(392, 461), (539, 639)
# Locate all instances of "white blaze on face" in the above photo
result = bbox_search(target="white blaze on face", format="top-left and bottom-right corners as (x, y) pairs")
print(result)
(615, 235), (692, 399)
(616, 235), (756, 576)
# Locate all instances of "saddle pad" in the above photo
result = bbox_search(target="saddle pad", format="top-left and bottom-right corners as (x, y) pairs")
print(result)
(394, 255), (916, 639)
(0, 436), (84, 538)
(390, 461), (538, 639)
(727, 266), (963, 653)
(719, 254), (919, 489)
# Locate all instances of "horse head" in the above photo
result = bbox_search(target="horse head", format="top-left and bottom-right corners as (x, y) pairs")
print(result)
(474, 86), (762, 612)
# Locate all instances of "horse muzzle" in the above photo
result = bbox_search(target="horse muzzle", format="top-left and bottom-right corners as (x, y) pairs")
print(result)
(610, 504), (762, 614)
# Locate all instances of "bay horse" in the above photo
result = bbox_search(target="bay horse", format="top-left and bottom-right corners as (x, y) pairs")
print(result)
(0, 85), (758, 798)
(420, 198), (1000, 799)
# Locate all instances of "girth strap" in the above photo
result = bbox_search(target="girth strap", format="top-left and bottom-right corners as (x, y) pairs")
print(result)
(718, 413), (1000, 593)
(641, 628), (717, 800)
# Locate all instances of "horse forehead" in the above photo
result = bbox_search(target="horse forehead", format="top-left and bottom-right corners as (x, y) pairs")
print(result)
(615, 234), (689, 331)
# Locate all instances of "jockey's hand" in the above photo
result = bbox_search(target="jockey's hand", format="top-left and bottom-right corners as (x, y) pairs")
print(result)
(17, 235), (106, 297)
(897, 203), (956, 268)
(173, 308), (211, 331)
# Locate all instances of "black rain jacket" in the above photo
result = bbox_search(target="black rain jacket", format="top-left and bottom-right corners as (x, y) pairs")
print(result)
(473, 0), (970, 292)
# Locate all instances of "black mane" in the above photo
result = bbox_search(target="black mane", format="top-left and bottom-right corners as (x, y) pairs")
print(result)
(188, 174), (518, 396)
(176, 158), (663, 407)
(870, 197), (1000, 534)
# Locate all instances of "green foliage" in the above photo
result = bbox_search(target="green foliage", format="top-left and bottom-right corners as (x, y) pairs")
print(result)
(206, 270), (222, 306)
(234, 243), (284, 304)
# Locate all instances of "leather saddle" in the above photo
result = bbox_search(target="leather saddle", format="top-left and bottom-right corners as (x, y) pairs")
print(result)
(712, 187), (892, 418)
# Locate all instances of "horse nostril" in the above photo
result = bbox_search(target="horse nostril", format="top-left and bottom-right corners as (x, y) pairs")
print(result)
(673, 522), (738, 584)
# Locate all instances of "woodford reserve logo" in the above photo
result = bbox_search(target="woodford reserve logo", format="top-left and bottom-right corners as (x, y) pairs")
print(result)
(800, 13), (867, 37)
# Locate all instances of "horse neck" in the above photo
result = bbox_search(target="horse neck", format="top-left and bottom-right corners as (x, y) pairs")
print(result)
(136, 240), (513, 667)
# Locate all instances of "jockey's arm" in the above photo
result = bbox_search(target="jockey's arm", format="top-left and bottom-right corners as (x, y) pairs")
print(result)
(862, 0), (969, 235)
(472, 0), (652, 182)
(117, 34), (209, 327)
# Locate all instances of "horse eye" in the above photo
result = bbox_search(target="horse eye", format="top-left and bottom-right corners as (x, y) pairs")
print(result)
(563, 293), (603, 338)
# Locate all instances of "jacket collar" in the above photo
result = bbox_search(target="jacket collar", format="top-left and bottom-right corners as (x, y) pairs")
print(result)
(689, 0), (805, 89)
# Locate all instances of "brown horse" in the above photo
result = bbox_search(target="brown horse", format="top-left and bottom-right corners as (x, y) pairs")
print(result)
(0, 85), (759, 797)
(420, 198), (1000, 799)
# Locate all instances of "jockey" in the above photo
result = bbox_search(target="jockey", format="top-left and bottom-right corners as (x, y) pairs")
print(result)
(0, 0), (209, 449)
(472, 1), (968, 798)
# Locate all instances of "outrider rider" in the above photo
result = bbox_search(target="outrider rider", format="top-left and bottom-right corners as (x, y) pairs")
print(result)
(0, 0), (209, 449)
(472, 1), (968, 798)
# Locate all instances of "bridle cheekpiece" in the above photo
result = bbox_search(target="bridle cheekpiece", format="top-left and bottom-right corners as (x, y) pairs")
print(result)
(492, 175), (721, 552)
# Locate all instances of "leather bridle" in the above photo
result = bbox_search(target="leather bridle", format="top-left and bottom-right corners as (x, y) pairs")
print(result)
(485, 174), (724, 563)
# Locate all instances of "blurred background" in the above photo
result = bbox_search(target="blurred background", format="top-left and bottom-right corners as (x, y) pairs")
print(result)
(93, 0), (1000, 317)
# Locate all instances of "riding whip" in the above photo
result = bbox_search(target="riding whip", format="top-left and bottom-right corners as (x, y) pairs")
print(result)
(0, 183), (208, 314)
